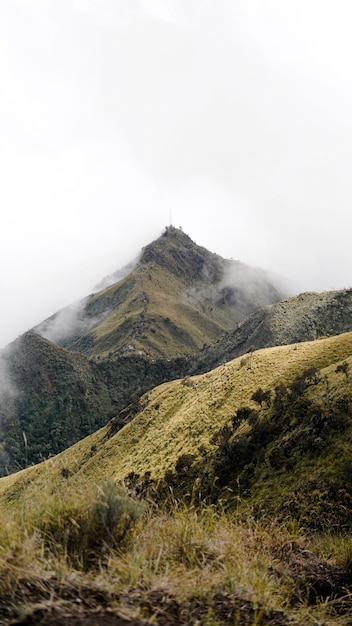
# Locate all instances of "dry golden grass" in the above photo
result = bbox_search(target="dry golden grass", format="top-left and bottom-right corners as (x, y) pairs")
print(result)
(0, 491), (351, 625)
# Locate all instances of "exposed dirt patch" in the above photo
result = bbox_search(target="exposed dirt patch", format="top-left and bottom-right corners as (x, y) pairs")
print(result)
(269, 543), (352, 606)
(0, 579), (288, 626)
(136, 589), (288, 625)
(10, 611), (142, 626)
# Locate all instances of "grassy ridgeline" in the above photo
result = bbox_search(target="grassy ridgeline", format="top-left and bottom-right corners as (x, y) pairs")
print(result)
(1, 332), (352, 510)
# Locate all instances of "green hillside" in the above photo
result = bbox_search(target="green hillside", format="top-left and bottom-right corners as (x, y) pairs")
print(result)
(2, 332), (352, 514)
(0, 332), (192, 475)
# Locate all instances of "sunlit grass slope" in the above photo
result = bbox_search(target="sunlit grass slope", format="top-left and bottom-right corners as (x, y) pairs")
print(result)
(1, 331), (352, 515)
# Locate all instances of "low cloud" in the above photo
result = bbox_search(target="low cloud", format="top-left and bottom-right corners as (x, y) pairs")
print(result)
(0, 344), (19, 471)
(184, 257), (284, 315)
(34, 298), (102, 345)
(219, 260), (285, 305)
(0, 348), (17, 401)
(93, 256), (139, 291)
(35, 258), (139, 346)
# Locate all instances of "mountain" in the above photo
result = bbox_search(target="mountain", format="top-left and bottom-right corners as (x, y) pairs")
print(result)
(192, 288), (352, 372)
(3, 227), (352, 625)
(0, 227), (282, 475)
(35, 226), (282, 359)
(2, 229), (352, 480)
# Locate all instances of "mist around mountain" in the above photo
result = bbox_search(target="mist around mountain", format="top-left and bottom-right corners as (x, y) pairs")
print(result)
(35, 226), (283, 360)
(2, 228), (352, 479)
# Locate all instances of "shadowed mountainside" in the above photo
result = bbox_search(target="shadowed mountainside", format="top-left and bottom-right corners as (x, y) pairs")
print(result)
(0, 332), (191, 475)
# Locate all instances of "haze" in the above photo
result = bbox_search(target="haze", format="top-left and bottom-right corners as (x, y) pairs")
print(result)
(1, 0), (352, 348)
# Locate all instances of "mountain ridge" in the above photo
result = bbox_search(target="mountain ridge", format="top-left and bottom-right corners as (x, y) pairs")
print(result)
(193, 288), (352, 372)
(2, 229), (352, 477)
(0, 227), (284, 474)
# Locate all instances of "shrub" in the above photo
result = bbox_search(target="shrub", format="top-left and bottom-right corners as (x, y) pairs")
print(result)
(90, 479), (143, 552)
(233, 406), (258, 429)
(32, 479), (145, 569)
(252, 388), (271, 407)
(336, 362), (350, 378)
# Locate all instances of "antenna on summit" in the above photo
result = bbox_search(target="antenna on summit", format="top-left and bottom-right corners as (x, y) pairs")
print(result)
(169, 211), (173, 226)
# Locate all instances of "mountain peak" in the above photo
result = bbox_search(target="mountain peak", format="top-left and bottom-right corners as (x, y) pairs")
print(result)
(140, 226), (222, 283)
(33, 226), (283, 361)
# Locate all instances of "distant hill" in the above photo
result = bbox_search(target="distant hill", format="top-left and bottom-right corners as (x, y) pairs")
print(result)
(35, 226), (282, 360)
(0, 332), (113, 474)
(192, 289), (352, 372)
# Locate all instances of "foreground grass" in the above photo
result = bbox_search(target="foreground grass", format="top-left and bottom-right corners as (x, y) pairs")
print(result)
(1, 481), (352, 625)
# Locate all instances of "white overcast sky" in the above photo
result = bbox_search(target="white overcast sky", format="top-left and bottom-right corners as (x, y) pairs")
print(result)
(1, 0), (352, 348)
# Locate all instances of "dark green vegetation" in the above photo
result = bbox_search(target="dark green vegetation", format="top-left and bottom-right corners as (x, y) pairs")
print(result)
(0, 332), (190, 475)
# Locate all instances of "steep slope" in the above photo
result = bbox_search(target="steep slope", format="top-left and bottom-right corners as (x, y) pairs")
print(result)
(0, 332), (191, 475)
(2, 332), (352, 526)
(0, 332), (113, 475)
(35, 226), (282, 360)
(3, 256), (351, 479)
(192, 288), (352, 372)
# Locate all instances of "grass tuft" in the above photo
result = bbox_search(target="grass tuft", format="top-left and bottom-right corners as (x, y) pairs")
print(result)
(24, 478), (145, 570)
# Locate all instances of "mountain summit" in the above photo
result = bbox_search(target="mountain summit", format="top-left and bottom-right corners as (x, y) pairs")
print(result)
(36, 226), (283, 360)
